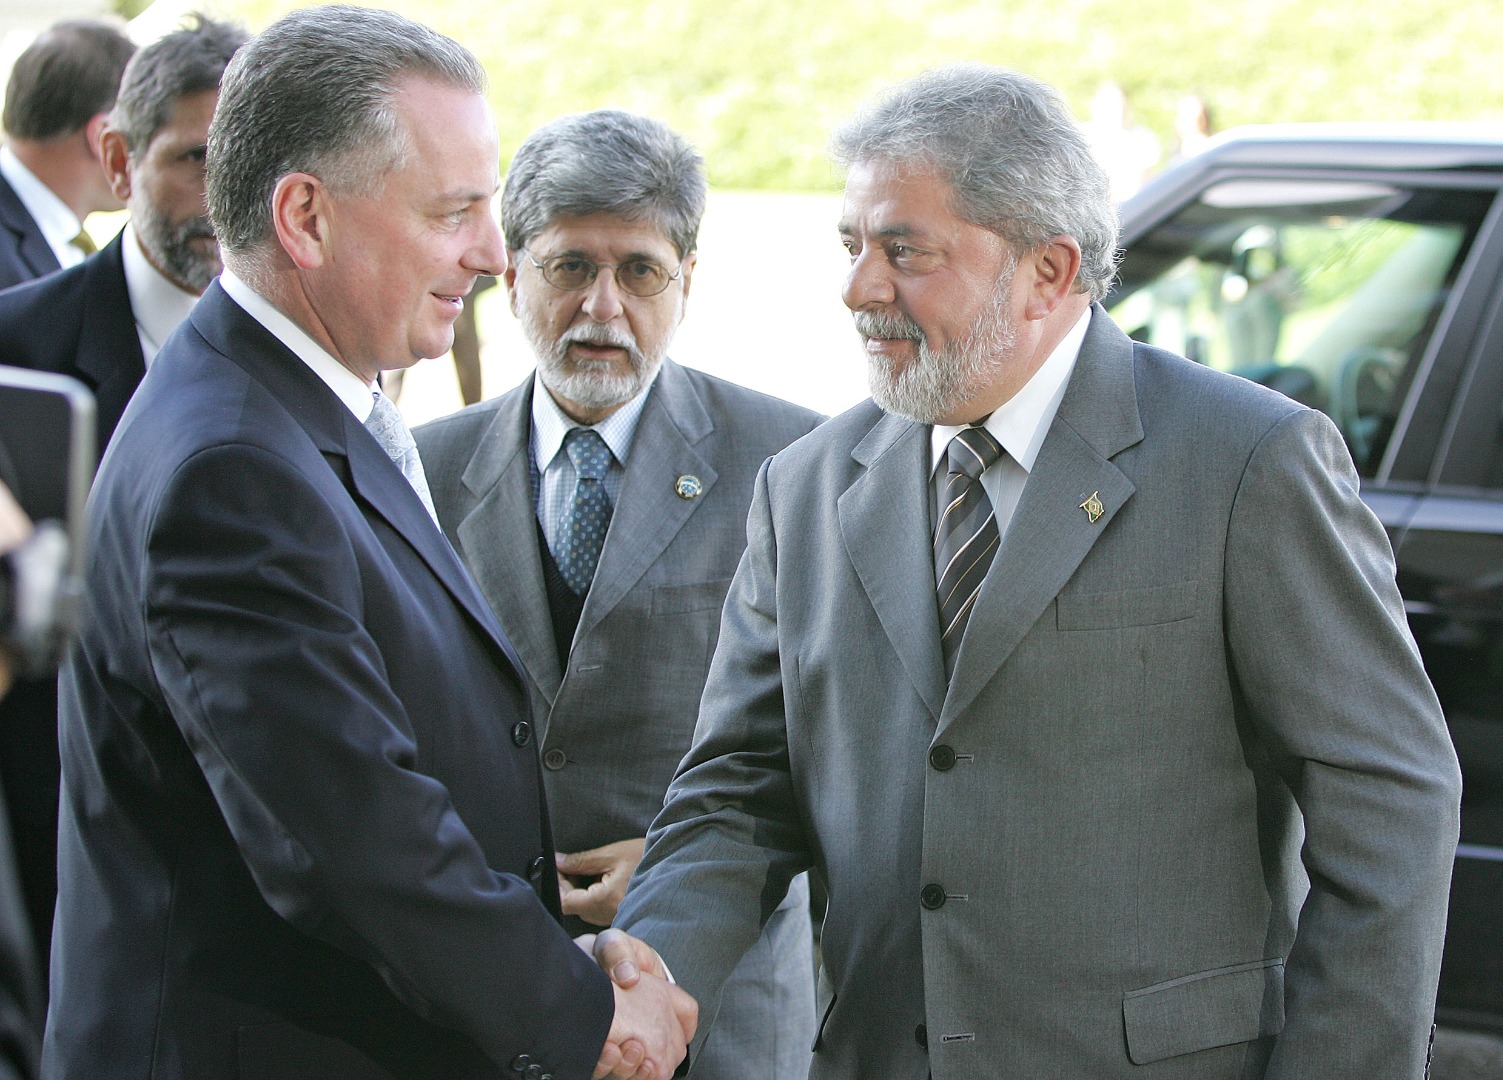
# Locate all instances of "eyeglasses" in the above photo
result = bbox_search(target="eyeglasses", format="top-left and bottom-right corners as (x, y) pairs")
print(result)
(523, 250), (685, 297)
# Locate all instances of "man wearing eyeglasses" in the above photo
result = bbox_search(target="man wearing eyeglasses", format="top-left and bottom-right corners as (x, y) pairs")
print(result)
(415, 110), (822, 1078)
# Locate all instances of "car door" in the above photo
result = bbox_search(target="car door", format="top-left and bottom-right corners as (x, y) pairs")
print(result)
(1407, 226), (1503, 1029)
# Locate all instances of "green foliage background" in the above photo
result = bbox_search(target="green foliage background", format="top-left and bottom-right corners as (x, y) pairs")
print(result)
(219, 0), (1503, 191)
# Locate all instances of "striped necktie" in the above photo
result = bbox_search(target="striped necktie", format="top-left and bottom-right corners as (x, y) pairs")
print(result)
(934, 425), (1003, 675)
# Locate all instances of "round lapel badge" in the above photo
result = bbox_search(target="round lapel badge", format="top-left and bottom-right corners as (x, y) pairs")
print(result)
(675, 474), (703, 500)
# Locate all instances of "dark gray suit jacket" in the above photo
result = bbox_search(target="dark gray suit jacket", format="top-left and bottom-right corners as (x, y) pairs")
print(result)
(417, 360), (823, 1077)
(618, 307), (1462, 1079)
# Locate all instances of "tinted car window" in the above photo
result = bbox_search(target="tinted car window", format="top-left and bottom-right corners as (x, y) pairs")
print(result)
(1110, 180), (1493, 475)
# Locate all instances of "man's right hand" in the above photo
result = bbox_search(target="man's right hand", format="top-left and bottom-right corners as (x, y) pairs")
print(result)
(592, 970), (697, 1080)
(585, 927), (671, 988)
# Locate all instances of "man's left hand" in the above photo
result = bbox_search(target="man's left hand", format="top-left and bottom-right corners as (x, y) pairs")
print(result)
(557, 837), (645, 927)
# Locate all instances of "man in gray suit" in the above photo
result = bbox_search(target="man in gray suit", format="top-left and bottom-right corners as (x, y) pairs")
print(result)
(415, 110), (821, 1078)
(609, 66), (1463, 1079)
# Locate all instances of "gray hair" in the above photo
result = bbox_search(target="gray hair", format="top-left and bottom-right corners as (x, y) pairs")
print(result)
(831, 64), (1120, 301)
(502, 110), (706, 258)
(205, 5), (485, 262)
(109, 14), (246, 155)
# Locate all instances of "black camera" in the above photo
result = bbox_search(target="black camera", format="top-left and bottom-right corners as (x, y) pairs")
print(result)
(0, 366), (94, 677)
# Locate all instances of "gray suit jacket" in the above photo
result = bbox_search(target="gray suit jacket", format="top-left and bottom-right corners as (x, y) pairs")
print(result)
(416, 359), (824, 1077)
(616, 308), (1462, 1080)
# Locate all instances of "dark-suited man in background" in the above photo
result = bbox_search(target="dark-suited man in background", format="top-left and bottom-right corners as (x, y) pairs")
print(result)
(0, 18), (244, 978)
(416, 110), (820, 1077)
(612, 65), (1462, 1078)
(0, 20), (135, 290)
(44, 7), (692, 1079)
(0, 482), (40, 1080)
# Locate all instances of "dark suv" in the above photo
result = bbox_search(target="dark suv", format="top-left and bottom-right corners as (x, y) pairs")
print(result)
(1109, 123), (1503, 1033)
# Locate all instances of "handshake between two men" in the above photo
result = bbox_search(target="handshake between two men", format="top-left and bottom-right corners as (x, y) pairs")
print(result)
(583, 928), (697, 1080)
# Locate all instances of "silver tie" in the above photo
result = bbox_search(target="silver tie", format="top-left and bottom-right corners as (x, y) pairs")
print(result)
(364, 390), (439, 525)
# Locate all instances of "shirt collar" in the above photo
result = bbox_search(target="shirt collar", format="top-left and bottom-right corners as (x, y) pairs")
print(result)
(930, 306), (1092, 477)
(121, 223), (200, 367)
(529, 364), (660, 471)
(0, 146), (83, 264)
(219, 270), (376, 421)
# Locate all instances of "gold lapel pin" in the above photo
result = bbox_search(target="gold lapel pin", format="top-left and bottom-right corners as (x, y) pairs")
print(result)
(1080, 491), (1104, 524)
(675, 474), (703, 500)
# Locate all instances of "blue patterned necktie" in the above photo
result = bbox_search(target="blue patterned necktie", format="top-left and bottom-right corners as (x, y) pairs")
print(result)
(364, 390), (439, 525)
(934, 425), (1003, 675)
(555, 427), (614, 595)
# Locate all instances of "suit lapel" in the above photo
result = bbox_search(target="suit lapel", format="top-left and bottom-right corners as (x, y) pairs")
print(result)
(942, 306), (1144, 724)
(576, 361), (717, 640)
(70, 236), (147, 441)
(453, 381), (564, 703)
(192, 286), (524, 678)
(0, 176), (60, 280)
(346, 428), (523, 672)
(839, 410), (947, 722)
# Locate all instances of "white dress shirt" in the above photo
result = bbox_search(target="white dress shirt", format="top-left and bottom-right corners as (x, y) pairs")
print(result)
(0, 145), (86, 269)
(929, 307), (1092, 539)
(219, 270), (375, 422)
(121, 223), (200, 368)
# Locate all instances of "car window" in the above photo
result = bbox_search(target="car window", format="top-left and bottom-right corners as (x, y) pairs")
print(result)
(1110, 179), (1493, 476)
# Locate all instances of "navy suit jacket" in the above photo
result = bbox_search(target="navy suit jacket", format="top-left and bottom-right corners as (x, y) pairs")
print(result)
(0, 229), (143, 452)
(0, 175), (60, 293)
(43, 284), (613, 1080)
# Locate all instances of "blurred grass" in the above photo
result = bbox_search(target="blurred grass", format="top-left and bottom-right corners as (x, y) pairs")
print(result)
(213, 0), (1503, 191)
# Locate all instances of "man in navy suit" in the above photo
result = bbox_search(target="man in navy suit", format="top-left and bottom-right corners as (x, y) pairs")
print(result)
(0, 20), (135, 290)
(0, 15), (245, 985)
(44, 8), (693, 1079)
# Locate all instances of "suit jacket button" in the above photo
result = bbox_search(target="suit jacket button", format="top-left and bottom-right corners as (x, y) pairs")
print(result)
(509, 1054), (531, 1073)
(511, 721), (532, 747)
(525, 1066), (544, 1080)
(528, 855), (548, 883)
(921, 883), (946, 909)
(543, 748), (567, 770)
(929, 744), (956, 771)
(915, 1023), (928, 1049)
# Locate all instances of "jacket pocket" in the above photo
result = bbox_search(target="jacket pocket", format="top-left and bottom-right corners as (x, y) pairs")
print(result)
(1121, 957), (1285, 1065)
(1056, 580), (1198, 630)
(650, 577), (734, 616)
(811, 968), (837, 1051)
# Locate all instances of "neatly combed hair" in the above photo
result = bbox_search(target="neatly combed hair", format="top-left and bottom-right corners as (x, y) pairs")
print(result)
(502, 110), (706, 258)
(205, 4), (485, 259)
(831, 64), (1121, 301)
(109, 14), (246, 155)
(3, 19), (136, 141)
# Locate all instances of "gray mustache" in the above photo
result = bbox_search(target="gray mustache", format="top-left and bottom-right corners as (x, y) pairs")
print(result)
(853, 311), (922, 341)
(564, 327), (636, 350)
